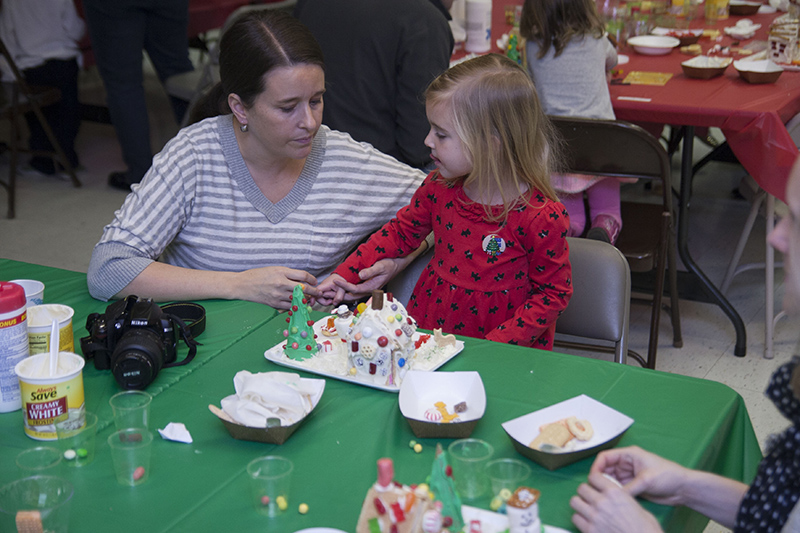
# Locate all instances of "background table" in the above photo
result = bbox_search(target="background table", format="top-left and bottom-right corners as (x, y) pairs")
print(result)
(0, 262), (762, 532)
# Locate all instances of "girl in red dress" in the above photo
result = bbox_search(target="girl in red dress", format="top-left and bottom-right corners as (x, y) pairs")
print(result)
(319, 54), (572, 349)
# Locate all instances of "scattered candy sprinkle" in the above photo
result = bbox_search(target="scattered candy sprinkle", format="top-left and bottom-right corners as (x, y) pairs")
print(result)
(77, 448), (88, 458)
(413, 443), (423, 453)
(490, 496), (503, 511)
(63, 449), (76, 461)
(409, 440), (417, 448)
(276, 495), (288, 511)
(499, 488), (513, 501)
(298, 503), (309, 514)
(261, 496), (270, 506)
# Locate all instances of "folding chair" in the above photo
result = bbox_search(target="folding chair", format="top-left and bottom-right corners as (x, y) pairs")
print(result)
(0, 37), (81, 219)
(550, 116), (682, 369)
(554, 237), (632, 365)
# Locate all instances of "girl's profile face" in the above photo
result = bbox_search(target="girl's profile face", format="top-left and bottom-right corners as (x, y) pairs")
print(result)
(769, 157), (800, 314)
(424, 100), (472, 179)
(241, 64), (325, 161)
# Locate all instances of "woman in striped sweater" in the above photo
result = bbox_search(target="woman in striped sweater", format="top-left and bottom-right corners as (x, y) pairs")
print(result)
(87, 10), (425, 309)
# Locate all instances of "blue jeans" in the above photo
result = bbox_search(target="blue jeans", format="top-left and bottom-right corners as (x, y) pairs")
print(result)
(83, 0), (193, 182)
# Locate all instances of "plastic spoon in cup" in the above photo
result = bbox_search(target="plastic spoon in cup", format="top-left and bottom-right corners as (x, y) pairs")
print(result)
(49, 318), (59, 376)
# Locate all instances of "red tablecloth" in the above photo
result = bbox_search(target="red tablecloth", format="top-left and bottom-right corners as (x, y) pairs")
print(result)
(610, 9), (800, 202)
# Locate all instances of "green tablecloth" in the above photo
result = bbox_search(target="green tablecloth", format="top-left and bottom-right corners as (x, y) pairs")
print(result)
(0, 261), (763, 532)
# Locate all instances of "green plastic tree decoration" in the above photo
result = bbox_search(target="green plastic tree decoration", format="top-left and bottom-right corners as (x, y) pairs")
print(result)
(283, 284), (317, 360)
(427, 443), (464, 532)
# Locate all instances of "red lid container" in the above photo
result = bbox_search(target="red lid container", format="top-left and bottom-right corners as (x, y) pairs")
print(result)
(0, 282), (26, 313)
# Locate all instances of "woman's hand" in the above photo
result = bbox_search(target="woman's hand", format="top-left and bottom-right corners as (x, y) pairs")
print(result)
(589, 446), (690, 506)
(571, 472), (663, 533)
(233, 266), (320, 309)
(317, 258), (409, 306)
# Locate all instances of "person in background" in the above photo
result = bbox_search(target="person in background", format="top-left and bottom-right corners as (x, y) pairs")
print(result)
(294, 0), (454, 170)
(82, 0), (194, 191)
(520, 0), (623, 244)
(0, 0), (85, 176)
(319, 54), (572, 349)
(87, 10), (425, 310)
(570, 156), (800, 532)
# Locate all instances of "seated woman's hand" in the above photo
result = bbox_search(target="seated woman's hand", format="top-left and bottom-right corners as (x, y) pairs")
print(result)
(571, 472), (663, 533)
(589, 446), (689, 507)
(326, 258), (406, 304)
(234, 266), (319, 309)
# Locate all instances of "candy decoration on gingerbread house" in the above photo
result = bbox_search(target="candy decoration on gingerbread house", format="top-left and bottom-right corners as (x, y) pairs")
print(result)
(347, 290), (417, 386)
(283, 284), (317, 361)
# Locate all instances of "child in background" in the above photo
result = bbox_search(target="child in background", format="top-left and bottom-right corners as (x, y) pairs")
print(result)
(0, 0), (86, 176)
(319, 54), (572, 349)
(520, 0), (622, 244)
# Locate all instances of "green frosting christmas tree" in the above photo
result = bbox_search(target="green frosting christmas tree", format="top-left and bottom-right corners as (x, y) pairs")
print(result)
(283, 284), (317, 361)
(427, 443), (464, 532)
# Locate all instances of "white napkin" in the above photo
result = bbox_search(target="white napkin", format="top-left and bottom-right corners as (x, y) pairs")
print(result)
(158, 422), (193, 444)
(724, 20), (761, 39)
(220, 371), (324, 427)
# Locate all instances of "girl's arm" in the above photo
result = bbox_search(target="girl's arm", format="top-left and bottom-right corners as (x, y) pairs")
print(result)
(485, 201), (572, 347)
(330, 176), (437, 285)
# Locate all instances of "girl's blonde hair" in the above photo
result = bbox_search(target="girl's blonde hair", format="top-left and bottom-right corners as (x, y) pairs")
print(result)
(519, 0), (605, 59)
(425, 54), (561, 222)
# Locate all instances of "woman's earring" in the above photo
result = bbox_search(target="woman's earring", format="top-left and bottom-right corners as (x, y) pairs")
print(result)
(240, 123), (248, 132)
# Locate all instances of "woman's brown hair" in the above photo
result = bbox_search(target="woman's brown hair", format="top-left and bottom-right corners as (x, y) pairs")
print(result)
(519, 0), (606, 59)
(189, 10), (325, 124)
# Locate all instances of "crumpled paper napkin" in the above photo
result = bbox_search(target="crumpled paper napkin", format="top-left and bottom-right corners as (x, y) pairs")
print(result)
(220, 371), (324, 427)
(159, 422), (193, 443)
(724, 20), (761, 39)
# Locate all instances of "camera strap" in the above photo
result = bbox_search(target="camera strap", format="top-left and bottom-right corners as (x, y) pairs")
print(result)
(161, 302), (206, 368)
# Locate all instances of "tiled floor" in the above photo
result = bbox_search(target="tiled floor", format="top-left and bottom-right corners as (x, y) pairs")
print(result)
(2, 63), (796, 533)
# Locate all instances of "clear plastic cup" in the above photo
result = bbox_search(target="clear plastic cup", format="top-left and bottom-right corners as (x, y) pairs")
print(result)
(485, 458), (532, 498)
(107, 429), (153, 486)
(56, 412), (98, 467)
(16, 446), (63, 476)
(0, 476), (73, 533)
(448, 438), (494, 499)
(247, 456), (293, 517)
(109, 390), (152, 430)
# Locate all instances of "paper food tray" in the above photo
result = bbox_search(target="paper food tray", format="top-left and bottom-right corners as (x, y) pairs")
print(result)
(399, 371), (486, 438)
(502, 395), (633, 470)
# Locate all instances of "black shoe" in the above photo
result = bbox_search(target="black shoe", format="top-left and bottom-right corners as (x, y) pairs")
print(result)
(108, 171), (132, 191)
(29, 157), (56, 175)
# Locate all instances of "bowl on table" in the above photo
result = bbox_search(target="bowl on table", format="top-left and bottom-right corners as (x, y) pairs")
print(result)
(651, 27), (703, 46)
(734, 59), (783, 83)
(681, 56), (733, 79)
(627, 35), (681, 55)
(729, 1), (762, 15)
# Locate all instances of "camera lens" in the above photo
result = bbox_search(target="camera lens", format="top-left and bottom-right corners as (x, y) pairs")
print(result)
(111, 329), (165, 390)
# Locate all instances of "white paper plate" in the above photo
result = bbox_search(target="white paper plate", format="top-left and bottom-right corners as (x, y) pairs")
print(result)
(293, 529), (349, 533)
(627, 35), (680, 55)
(265, 317), (465, 393)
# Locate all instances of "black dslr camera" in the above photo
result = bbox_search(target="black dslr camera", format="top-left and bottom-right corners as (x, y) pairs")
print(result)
(80, 296), (205, 390)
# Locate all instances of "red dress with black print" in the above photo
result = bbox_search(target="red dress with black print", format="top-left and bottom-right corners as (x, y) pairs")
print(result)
(334, 173), (572, 349)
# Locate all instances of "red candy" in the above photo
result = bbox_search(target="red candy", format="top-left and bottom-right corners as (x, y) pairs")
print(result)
(377, 336), (388, 347)
(374, 498), (386, 514)
(307, 320), (314, 326)
(292, 305), (298, 311)
(446, 465), (452, 477)
(306, 345), (313, 350)
(443, 516), (453, 527)
(133, 466), (146, 481)
(261, 496), (270, 506)
(395, 329), (402, 336)
(301, 298), (307, 304)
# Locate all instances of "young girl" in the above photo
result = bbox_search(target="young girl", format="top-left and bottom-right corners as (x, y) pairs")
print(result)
(520, 0), (622, 244)
(319, 54), (572, 349)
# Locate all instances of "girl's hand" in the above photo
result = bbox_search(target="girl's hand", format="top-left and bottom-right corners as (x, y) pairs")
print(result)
(571, 473), (663, 533)
(326, 258), (407, 303)
(316, 274), (347, 306)
(233, 267), (319, 309)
